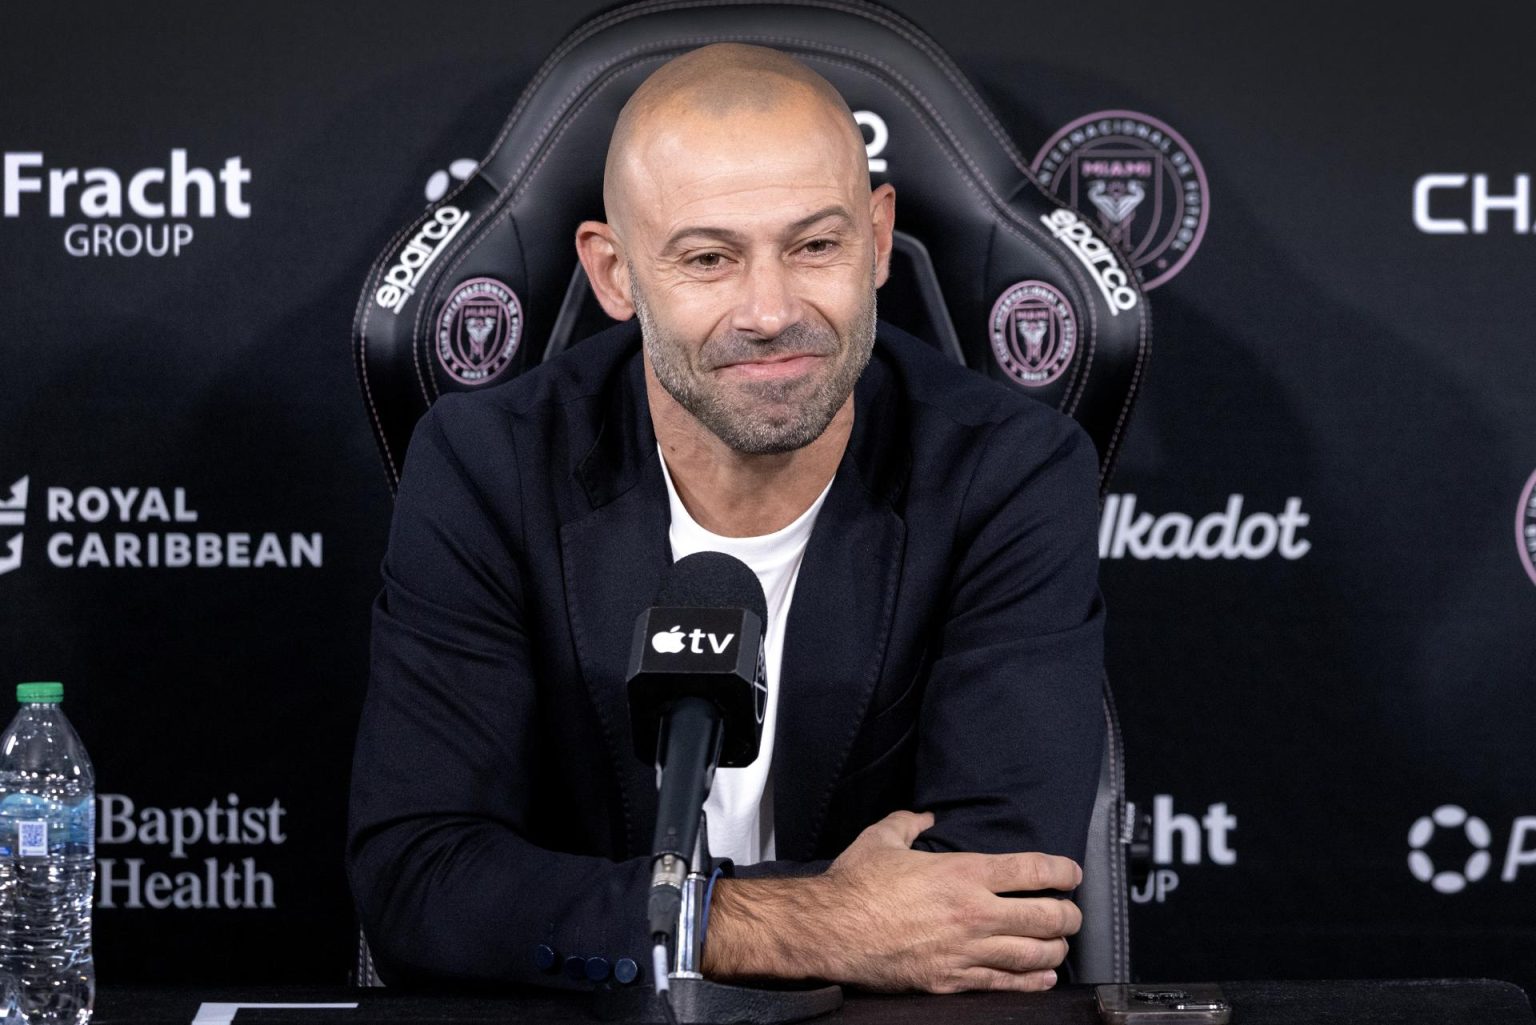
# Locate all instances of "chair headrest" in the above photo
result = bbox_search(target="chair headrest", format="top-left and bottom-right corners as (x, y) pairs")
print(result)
(354, 0), (1150, 491)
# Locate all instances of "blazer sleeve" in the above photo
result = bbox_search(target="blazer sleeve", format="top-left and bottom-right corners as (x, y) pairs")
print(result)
(910, 410), (1106, 868)
(346, 398), (654, 988)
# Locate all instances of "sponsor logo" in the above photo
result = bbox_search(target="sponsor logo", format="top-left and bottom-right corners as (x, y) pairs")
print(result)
(424, 158), (478, 203)
(435, 277), (521, 386)
(1131, 794), (1237, 904)
(3, 149), (251, 258)
(1414, 174), (1533, 234)
(0, 476), (27, 576)
(1038, 208), (1139, 315)
(651, 626), (686, 654)
(1100, 494), (1311, 561)
(96, 792), (286, 910)
(1032, 111), (1209, 290)
(1409, 805), (1492, 894)
(0, 479), (324, 574)
(1517, 470), (1536, 587)
(1407, 805), (1536, 894)
(988, 281), (1077, 387)
(374, 205), (471, 314)
(650, 626), (736, 656)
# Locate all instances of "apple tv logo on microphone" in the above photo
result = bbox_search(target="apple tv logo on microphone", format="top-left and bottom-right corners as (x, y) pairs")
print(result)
(650, 624), (737, 656)
(629, 603), (768, 761)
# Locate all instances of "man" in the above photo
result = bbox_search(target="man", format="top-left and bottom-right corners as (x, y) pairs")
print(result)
(348, 43), (1104, 995)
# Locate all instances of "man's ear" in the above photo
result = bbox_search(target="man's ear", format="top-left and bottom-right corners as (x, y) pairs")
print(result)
(575, 220), (635, 320)
(869, 183), (897, 288)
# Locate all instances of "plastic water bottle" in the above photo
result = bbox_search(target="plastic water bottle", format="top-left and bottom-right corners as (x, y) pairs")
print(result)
(0, 683), (94, 1025)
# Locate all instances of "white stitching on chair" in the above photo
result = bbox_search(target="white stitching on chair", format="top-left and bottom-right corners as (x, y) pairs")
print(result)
(1102, 310), (1150, 489)
(409, 282), (435, 405)
(1106, 692), (1127, 978)
(485, 0), (1033, 172)
(353, 226), (413, 485)
(432, 44), (686, 315)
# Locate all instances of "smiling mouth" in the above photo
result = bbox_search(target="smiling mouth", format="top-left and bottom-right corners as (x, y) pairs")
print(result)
(718, 354), (823, 380)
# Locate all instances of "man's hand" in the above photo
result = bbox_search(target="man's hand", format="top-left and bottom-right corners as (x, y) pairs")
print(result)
(702, 810), (1082, 993)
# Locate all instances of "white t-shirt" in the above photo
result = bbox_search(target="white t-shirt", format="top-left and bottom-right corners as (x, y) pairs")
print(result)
(657, 447), (833, 867)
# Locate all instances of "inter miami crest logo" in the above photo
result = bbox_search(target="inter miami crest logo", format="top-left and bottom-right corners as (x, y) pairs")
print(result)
(1032, 110), (1209, 291)
(435, 277), (522, 386)
(988, 281), (1077, 388)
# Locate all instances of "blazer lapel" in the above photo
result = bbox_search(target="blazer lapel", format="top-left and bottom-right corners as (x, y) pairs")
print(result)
(773, 352), (909, 860)
(559, 341), (669, 857)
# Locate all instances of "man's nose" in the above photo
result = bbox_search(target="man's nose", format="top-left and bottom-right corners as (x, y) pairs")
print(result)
(730, 258), (801, 339)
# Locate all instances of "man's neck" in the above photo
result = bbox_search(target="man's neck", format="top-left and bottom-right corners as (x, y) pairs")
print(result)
(646, 364), (852, 538)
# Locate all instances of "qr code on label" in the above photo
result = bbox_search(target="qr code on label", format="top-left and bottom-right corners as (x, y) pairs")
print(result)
(19, 820), (47, 857)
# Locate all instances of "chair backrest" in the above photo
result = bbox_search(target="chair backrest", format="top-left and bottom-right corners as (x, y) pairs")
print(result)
(353, 0), (1149, 493)
(351, 0), (1142, 985)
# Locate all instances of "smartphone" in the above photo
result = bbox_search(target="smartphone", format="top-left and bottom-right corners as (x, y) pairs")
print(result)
(1095, 983), (1231, 1024)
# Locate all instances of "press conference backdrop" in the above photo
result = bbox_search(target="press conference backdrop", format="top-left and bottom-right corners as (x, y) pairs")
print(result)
(2, 0), (1532, 993)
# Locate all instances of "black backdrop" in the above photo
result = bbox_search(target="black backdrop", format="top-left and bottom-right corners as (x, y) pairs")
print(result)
(2, 0), (1532, 994)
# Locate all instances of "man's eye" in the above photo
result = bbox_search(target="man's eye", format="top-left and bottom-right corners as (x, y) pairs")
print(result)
(802, 239), (838, 256)
(689, 252), (725, 269)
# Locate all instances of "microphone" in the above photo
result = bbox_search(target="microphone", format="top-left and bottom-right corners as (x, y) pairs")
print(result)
(627, 552), (768, 943)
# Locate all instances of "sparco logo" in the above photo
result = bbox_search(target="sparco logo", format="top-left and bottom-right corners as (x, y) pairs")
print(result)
(1032, 111), (1209, 291)
(4, 150), (251, 258)
(1100, 494), (1311, 561)
(1407, 805), (1536, 895)
(436, 277), (522, 386)
(1413, 174), (1532, 234)
(1131, 794), (1237, 905)
(375, 205), (471, 314)
(1038, 208), (1139, 315)
(988, 281), (1077, 387)
(1517, 469), (1536, 587)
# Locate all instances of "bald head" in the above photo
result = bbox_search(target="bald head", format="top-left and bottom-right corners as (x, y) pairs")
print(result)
(602, 44), (868, 228)
(573, 42), (896, 461)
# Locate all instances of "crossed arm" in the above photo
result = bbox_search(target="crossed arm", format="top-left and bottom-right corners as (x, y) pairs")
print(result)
(348, 398), (1103, 992)
(706, 810), (1084, 992)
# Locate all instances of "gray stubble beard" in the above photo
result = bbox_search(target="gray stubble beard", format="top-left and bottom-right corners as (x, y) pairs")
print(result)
(630, 265), (877, 455)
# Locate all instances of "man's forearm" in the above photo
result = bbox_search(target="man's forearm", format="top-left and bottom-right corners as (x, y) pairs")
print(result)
(702, 875), (839, 982)
(699, 812), (1079, 994)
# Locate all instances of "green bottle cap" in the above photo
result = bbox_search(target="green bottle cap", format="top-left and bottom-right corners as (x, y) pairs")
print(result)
(17, 682), (63, 703)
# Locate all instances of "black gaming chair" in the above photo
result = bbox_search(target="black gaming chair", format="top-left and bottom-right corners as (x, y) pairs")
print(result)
(352, 0), (1148, 987)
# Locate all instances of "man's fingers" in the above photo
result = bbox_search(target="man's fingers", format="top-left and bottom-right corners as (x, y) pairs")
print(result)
(971, 936), (1070, 974)
(982, 851), (1082, 894)
(930, 966), (1059, 995)
(986, 895), (1083, 939)
(862, 809), (935, 848)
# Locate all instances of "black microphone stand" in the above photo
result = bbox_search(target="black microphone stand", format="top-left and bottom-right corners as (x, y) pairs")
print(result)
(609, 571), (839, 1023)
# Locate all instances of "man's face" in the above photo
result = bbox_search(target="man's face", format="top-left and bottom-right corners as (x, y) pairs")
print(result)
(613, 96), (891, 454)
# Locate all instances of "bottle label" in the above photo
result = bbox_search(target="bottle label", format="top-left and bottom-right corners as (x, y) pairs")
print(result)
(18, 820), (47, 857)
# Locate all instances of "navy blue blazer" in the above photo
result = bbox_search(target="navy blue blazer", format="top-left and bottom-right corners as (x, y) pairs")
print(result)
(347, 320), (1105, 989)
